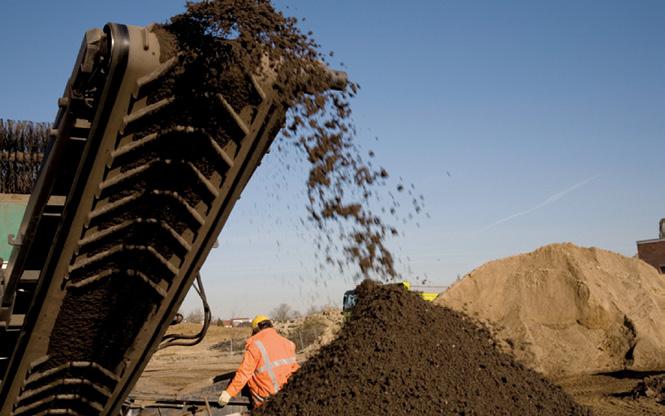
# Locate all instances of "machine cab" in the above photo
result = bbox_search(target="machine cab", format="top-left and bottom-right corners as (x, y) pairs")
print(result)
(342, 290), (358, 314)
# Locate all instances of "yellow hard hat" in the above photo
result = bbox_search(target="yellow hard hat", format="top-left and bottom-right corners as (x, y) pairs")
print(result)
(251, 315), (270, 330)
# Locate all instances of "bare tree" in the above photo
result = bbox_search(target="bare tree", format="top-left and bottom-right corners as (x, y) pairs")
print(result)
(307, 305), (323, 316)
(307, 304), (336, 316)
(185, 309), (204, 323)
(270, 303), (293, 322)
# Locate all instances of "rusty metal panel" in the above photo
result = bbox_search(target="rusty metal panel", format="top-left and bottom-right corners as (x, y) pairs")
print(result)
(637, 239), (665, 274)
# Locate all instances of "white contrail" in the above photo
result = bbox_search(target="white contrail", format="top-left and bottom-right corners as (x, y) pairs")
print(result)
(481, 175), (600, 232)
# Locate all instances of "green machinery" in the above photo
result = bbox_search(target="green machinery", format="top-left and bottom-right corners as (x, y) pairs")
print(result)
(0, 195), (28, 262)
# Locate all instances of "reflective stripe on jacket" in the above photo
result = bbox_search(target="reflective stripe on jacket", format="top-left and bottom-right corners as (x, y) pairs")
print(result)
(226, 327), (300, 405)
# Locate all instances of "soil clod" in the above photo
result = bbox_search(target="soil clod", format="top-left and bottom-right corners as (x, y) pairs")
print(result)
(632, 375), (665, 405)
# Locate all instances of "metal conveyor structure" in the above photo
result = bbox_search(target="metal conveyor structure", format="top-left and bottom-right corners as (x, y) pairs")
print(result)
(0, 22), (291, 415)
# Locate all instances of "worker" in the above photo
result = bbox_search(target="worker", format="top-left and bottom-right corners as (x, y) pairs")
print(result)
(218, 315), (300, 407)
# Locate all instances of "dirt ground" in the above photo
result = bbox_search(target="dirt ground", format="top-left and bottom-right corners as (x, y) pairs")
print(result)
(557, 373), (665, 416)
(132, 314), (341, 398)
(133, 319), (665, 415)
(133, 324), (251, 397)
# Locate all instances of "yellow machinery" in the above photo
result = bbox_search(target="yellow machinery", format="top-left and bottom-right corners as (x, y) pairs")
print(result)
(342, 281), (446, 314)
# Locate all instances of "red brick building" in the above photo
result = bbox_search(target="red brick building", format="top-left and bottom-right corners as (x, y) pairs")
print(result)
(637, 219), (665, 274)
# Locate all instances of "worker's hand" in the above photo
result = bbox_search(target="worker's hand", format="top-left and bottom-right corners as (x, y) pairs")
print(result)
(218, 390), (232, 407)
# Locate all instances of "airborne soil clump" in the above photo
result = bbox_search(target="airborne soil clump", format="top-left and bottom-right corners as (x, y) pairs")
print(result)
(256, 281), (590, 416)
(437, 243), (665, 376)
(153, 0), (403, 280)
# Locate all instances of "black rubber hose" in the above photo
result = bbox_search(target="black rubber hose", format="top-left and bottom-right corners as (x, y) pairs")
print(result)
(158, 273), (211, 349)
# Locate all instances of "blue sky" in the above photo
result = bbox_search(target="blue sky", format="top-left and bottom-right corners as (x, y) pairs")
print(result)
(1, 1), (663, 318)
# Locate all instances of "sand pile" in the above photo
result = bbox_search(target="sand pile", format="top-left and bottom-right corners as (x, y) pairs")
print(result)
(297, 309), (343, 358)
(275, 308), (343, 357)
(256, 281), (590, 415)
(437, 243), (665, 376)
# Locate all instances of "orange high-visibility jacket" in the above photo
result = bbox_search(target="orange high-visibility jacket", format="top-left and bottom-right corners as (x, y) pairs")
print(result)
(226, 327), (300, 405)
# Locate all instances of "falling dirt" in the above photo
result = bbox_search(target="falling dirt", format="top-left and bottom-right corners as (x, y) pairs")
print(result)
(255, 281), (591, 416)
(437, 243), (665, 377)
(2, 0), (420, 282)
(153, 0), (413, 282)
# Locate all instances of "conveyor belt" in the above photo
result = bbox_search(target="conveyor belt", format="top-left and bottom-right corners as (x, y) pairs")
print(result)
(0, 22), (287, 416)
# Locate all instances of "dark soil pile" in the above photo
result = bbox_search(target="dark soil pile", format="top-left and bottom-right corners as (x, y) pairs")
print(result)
(632, 375), (665, 405)
(256, 281), (591, 416)
(155, 0), (410, 281)
(0, 119), (49, 194)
